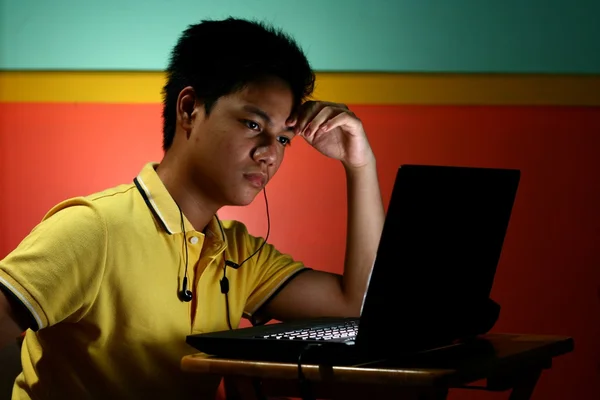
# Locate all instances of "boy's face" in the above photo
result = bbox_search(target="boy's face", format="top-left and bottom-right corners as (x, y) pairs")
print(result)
(183, 76), (295, 206)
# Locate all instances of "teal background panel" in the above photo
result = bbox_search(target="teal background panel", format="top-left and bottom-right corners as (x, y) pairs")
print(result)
(1, 0), (598, 73)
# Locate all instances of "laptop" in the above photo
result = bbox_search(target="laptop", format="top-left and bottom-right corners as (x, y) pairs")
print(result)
(186, 164), (521, 364)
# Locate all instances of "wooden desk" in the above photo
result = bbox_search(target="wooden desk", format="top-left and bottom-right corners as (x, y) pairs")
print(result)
(181, 333), (574, 400)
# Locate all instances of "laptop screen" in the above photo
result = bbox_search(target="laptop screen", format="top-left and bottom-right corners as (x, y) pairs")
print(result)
(357, 164), (520, 351)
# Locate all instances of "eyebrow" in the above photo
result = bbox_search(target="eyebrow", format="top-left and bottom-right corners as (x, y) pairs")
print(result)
(242, 105), (295, 133)
(243, 105), (272, 124)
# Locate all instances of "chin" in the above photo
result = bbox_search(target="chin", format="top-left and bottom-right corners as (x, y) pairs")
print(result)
(227, 191), (260, 207)
(232, 198), (254, 207)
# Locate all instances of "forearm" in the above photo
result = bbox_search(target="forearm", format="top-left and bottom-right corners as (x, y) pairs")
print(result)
(341, 157), (385, 313)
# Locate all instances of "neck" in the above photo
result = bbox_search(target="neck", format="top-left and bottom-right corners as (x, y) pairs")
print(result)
(156, 155), (220, 232)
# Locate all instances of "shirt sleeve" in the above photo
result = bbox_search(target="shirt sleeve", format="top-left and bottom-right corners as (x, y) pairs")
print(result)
(0, 199), (108, 331)
(241, 233), (310, 325)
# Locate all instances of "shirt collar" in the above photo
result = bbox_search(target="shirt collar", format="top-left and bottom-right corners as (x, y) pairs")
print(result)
(133, 162), (222, 239)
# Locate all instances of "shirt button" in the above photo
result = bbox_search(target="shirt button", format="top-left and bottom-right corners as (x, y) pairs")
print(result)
(190, 237), (199, 245)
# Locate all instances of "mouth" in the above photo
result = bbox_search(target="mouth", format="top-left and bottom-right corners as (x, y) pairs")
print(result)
(243, 172), (267, 188)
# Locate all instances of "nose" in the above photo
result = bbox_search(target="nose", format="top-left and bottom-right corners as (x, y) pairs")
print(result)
(252, 140), (278, 166)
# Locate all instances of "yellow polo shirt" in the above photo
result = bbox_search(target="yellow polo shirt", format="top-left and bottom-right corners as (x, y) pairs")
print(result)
(0, 162), (307, 399)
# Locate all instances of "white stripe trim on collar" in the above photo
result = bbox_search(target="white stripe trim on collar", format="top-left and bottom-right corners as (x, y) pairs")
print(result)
(136, 175), (175, 234)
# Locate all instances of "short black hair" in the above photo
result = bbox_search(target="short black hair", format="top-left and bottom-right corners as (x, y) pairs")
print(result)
(161, 17), (315, 151)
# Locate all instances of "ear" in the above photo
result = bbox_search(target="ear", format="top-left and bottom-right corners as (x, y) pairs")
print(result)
(176, 86), (203, 138)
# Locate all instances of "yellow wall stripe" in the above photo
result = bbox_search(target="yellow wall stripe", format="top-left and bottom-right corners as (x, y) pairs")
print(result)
(1, 72), (599, 105)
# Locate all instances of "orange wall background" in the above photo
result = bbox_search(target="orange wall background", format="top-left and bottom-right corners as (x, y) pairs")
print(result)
(1, 101), (599, 399)
(2, 0), (600, 396)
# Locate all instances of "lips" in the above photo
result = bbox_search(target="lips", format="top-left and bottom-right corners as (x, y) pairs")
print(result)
(243, 172), (267, 188)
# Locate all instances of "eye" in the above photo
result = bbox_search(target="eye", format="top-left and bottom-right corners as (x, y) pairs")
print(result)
(277, 136), (291, 146)
(243, 120), (261, 131)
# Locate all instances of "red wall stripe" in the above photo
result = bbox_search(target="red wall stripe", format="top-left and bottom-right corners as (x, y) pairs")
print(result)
(1, 103), (598, 400)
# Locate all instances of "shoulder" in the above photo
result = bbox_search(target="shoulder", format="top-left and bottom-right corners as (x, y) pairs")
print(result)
(37, 183), (137, 239)
(218, 219), (297, 269)
(218, 219), (263, 249)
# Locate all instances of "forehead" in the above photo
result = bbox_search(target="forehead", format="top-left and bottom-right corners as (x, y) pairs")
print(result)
(220, 77), (294, 120)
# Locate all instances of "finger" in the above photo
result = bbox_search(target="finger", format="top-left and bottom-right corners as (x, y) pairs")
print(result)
(321, 111), (361, 133)
(286, 109), (299, 127)
(286, 115), (297, 127)
(293, 101), (320, 135)
(294, 101), (351, 135)
(302, 106), (341, 139)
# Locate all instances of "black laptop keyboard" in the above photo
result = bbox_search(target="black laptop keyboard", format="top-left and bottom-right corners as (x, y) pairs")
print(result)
(255, 320), (358, 341)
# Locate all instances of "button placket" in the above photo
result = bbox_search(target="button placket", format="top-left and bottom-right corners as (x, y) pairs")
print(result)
(190, 254), (226, 334)
(184, 233), (203, 287)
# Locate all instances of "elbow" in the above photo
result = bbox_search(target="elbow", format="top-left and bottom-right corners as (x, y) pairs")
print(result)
(340, 296), (363, 318)
(339, 282), (365, 318)
(338, 286), (364, 318)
